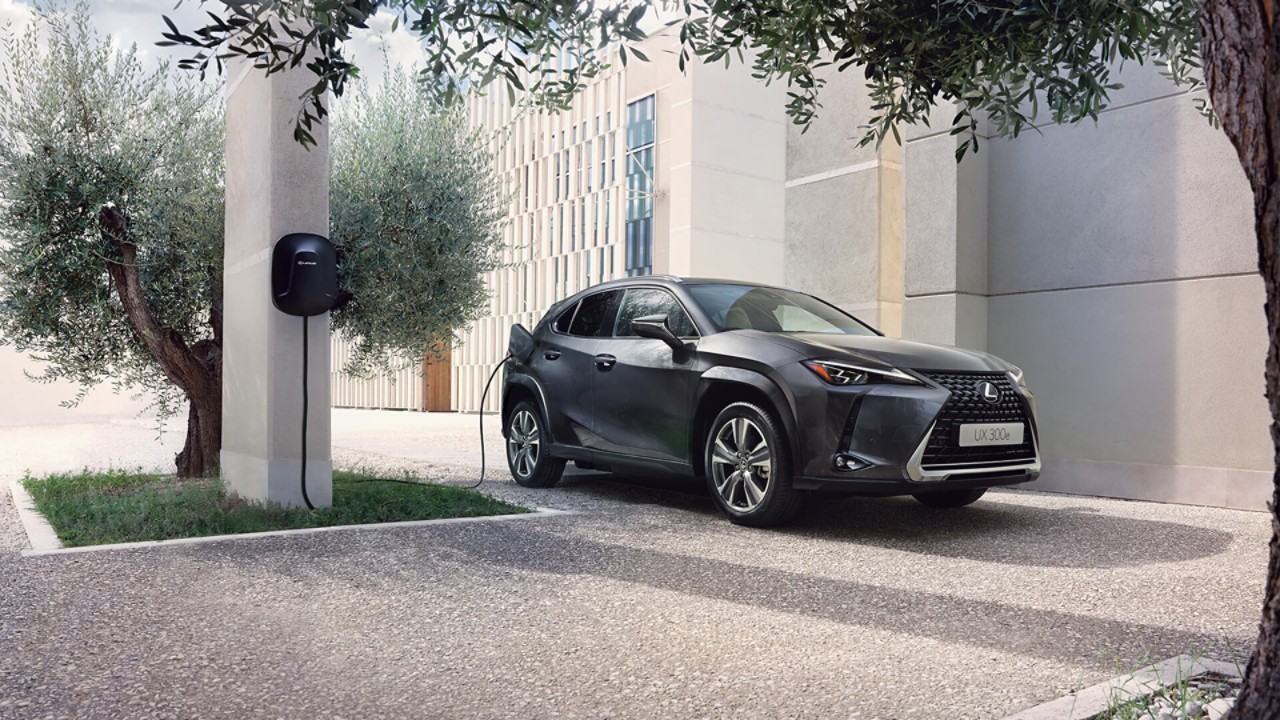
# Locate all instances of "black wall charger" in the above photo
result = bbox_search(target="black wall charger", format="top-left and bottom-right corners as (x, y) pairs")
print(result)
(272, 233), (338, 510)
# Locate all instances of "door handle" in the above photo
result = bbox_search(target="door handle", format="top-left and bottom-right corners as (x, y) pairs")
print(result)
(543, 349), (561, 360)
(594, 353), (616, 370)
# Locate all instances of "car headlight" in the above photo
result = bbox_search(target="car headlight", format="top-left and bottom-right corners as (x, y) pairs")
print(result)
(802, 359), (923, 386)
(1009, 365), (1028, 389)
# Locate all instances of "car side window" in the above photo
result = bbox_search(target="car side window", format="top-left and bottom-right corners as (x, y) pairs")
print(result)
(552, 301), (578, 334)
(568, 290), (620, 337)
(613, 288), (697, 338)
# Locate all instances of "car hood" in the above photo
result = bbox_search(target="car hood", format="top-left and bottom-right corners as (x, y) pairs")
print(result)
(742, 331), (1011, 373)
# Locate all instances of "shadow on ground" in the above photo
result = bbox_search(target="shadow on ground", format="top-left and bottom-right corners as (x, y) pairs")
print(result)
(553, 470), (1235, 569)
(426, 521), (1239, 671)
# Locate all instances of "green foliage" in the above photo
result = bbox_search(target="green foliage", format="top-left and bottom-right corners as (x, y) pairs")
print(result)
(0, 5), (506, 413)
(164, 0), (653, 148)
(329, 70), (505, 376)
(675, 0), (1205, 159)
(166, 1), (1204, 159)
(22, 468), (530, 547)
(0, 4), (223, 417)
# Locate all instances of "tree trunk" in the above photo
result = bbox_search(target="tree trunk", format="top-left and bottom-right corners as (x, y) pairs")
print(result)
(173, 373), (222, 478)
(1200, 0), (1280, 717)
(99, 207), (222, 478)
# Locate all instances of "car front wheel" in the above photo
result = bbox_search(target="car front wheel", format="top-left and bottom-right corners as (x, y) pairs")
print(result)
(506, 400), (566, 488)
(705, 402), (803, 527)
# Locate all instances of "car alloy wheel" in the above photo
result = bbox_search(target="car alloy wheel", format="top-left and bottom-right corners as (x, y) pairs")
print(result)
(704, 402), (803, 527)
(505, 400), (566, 488)
(710, 416), (773, 512)
(508, 408), (540, 478)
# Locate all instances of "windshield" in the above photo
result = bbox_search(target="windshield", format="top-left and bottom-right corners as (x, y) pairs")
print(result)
(687, 284), (878, 335)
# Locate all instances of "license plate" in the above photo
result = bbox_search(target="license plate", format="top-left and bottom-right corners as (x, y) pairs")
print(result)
(958, 422), (1025, 447)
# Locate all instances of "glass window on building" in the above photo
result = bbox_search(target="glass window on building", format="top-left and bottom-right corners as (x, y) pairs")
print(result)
(625, 95), (655, 277)
(600, 152), (607, 188)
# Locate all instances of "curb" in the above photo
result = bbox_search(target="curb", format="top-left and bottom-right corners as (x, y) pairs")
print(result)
(20, 506), (575, 557)
(1000, 654), (1243, 720)
(8, 479), (63, 552)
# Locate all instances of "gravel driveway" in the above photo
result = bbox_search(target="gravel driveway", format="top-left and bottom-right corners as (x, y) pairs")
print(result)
(0, 410), (1270, 719)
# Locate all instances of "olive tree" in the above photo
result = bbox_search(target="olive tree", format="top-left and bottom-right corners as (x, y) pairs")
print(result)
(0, 5), (503, 478)
(329, 70), (505, 376)
(163, 0), (1280, 715)
(0, 8), (226, 475)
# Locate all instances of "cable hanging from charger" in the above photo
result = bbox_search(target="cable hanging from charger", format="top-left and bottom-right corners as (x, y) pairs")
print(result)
(467, 354), (512, 490)
(300, 315), (314, 509)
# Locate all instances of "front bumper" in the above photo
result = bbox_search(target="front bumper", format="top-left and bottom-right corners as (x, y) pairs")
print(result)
(782, 365), (1040, 496)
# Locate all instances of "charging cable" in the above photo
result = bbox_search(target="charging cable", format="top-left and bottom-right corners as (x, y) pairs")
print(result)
(295, 337), (509, 501)
(466, 355), (512, 490)
(300, 315), (315, 509)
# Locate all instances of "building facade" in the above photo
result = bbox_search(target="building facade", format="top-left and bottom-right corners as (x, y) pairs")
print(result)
(332, 34), (1270, 511)
(445, 28), (790, 411)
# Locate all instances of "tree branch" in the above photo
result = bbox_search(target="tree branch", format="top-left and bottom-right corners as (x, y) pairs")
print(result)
(99, 205), (215, 398)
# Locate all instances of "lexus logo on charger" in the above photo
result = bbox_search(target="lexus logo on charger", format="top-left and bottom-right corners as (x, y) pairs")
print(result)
(976, 381), (1000, 404)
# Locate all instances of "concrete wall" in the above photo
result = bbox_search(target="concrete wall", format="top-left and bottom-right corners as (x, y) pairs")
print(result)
(901, 112), (990, 349)
(0, 342), (155, 426)
(784, 68), (903, 333)
(664, 44), (787, 284)
(978, 64), (1270, 510)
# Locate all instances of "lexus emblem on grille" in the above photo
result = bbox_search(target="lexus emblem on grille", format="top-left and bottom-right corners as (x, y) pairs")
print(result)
(976, 381), (1001, 404)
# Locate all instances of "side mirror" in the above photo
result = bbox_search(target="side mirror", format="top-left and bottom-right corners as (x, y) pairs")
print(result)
(632, 314), (684, 351)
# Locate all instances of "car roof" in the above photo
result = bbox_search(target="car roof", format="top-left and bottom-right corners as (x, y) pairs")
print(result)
(578, 275), (797, 293)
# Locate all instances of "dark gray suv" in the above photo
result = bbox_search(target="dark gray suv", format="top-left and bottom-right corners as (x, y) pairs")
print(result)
(502, 276), (1039, 527)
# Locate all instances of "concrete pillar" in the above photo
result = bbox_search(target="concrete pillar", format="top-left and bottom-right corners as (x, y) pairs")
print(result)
(902, 107), (989, 350)
(221, 59), (332, 508)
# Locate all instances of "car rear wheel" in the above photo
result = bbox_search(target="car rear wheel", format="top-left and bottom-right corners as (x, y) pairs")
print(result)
(912, 488), (987, 508)
(705, 402), (803, 527)
(506, 400), (566, 488)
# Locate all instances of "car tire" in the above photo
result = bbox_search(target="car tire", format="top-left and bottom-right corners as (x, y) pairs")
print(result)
(505, 400), (566, 488)
(704, 402), (803, 527)
(912, 488), (987, 508)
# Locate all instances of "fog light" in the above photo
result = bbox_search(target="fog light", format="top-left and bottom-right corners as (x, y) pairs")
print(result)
(833, 453), (870, 472)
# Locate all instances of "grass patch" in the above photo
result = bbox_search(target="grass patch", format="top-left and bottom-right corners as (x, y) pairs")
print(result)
(22, 469), (530, 548)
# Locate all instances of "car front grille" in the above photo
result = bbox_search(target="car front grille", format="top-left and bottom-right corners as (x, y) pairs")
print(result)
(917, 371), (1037, 469)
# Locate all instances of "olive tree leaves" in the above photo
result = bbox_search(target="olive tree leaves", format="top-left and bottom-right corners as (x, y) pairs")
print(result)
(164, 1), (1202, 159)
(162, 1), (655, 149)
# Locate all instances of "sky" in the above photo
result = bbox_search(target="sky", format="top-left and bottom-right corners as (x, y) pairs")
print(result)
(0, 0), (431, 88)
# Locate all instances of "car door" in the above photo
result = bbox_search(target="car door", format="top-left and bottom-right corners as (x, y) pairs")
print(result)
(536, 290), (620, 446)
(589, 287), (699, 463)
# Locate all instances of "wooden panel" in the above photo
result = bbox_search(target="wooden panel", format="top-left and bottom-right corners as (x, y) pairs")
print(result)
(423, 346), (453, 412)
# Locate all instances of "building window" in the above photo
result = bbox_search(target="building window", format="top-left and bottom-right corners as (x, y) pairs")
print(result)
(625, 94), (655, 277)
(600, 152), (606, 188)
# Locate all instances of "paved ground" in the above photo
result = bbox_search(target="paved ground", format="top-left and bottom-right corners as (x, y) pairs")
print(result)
(0, 409), (1272, 719)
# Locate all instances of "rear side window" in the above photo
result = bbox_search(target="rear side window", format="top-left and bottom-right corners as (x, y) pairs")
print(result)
(613, 288), (697, 338)
(568, 290), (620, 337)
(553, 302), (577, 333)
